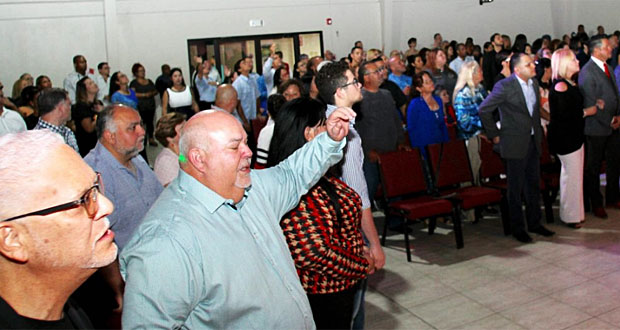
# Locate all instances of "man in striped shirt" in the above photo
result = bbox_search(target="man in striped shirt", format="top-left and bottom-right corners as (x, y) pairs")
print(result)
(316, 61), (385, 329)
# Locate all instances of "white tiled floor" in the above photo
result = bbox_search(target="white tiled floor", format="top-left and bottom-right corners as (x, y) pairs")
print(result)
(366, 207), (620, 329)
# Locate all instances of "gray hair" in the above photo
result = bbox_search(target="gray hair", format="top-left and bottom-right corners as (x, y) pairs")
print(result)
(0, 130), (65, 219)
(95, 103), (134, 139)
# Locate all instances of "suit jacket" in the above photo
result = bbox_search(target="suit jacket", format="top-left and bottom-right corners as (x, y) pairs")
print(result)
(578, 59), (620, 136)
(478, 74), (542, 159)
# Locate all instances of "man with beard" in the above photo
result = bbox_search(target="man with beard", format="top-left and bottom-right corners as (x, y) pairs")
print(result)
(121, 108), (355, 329)
(85, 104), (163, 250)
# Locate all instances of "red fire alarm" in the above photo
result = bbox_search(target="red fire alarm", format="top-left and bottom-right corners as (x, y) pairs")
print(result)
(326, 18), (332, 25)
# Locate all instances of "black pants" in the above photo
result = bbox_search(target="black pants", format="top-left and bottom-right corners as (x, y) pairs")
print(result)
(307, 283), (359, 330)
(584, 132), (620, 208)
(505, 136), (542, 233)
(138, 105), (155, 139)
(198, 100), (213, 110)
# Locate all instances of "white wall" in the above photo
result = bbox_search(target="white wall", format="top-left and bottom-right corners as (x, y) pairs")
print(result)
(0, 0), (382, 88)
(1, 0), (619, 90)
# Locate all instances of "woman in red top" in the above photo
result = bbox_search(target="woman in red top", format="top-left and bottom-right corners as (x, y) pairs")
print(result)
(267, 97), (371, 329)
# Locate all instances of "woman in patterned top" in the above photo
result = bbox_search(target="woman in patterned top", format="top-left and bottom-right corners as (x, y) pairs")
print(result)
(267, 97), (371, 330)
(453, 61), (487, 184)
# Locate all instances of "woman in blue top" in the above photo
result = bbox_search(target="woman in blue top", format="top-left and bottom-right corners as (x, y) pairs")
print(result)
(452, 61), (486, 184)
(109, 71), (138, 109)
(407, 71), (449, 158)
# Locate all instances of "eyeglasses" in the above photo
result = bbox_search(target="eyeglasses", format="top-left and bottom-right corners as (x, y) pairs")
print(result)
(1, 173), (104, 222)
(340, 78), (360, 89)
(364, 68), (385, 75)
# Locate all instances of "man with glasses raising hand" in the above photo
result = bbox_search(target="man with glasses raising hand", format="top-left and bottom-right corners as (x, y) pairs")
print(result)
(316, 61), (383, 328)
(0, 130), (117, 328)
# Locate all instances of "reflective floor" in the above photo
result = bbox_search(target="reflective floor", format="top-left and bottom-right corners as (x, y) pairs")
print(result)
(366, 205), (620, 330)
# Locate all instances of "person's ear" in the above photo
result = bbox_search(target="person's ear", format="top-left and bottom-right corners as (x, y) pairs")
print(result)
(187, 148), (208, 173)
(0, 224), (29, 263)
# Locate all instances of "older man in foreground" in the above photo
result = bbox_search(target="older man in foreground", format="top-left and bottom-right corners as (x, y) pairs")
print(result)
(0, 130), (117, 328)
(121, 108), (355, 329)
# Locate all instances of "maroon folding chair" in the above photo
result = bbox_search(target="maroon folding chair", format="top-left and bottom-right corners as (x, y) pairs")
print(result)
(427, 140), (504, 234)
(377, 149), (460, 261)
(479, 138), (511, 235)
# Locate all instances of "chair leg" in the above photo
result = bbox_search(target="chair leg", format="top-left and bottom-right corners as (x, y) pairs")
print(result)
(428, 217), (436, 235)
(381, 212), (388, 246)
(403, 218), (412, 262)
(452, 207), (464, 249)
(500, 193), (511, 236)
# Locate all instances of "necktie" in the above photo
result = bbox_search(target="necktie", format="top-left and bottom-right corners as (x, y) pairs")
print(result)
(604, 63), (611, 79)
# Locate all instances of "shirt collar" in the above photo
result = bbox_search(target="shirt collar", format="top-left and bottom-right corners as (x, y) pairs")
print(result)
(515, 74), (533, 87)
(92, 141), (140, 171)
(176, 170), (252, 214)
(326, 104), (356, 126)
(591, 56), (607, 72)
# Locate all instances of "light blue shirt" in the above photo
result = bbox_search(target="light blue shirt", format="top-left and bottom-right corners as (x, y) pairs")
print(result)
(388, 73), (412, 92)
(120, 132), (345, 330)
(516, 75), (536, 117)
(194, 75), (217, 102)
(84, 142), (163, 249)
(233, 74), (259, 120)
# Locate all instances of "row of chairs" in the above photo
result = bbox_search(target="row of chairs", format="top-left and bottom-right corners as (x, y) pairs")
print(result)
(376, 138), (560, 262)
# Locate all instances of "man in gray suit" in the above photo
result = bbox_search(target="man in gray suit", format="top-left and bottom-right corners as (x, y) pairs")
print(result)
(479, 53), (555, 243)
(578, 35), (620, 219)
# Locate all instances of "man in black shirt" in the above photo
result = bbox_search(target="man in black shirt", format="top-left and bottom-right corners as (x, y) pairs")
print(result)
(0, 130), (118, 328)
(483, 33), (504, 91)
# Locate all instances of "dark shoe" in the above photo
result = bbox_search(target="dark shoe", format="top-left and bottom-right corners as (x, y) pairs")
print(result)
(565, 222), (582, 229)
(512, 231), (533, 243)
(593, 207), (608, 219)
(529, 225), (555, 237)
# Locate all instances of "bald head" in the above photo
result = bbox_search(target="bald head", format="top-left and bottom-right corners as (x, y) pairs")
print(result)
(179, 110), (242, 161)
(214, 84), (238, 112)
(178, 110), (251, 202)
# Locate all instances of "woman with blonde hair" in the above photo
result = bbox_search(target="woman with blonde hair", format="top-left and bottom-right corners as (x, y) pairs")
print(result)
(452, 61), (487, 184)
(548, 48), (601, 228)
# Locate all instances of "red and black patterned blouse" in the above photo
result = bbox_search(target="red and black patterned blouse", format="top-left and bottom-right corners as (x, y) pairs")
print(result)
(280, 176), (370, 294)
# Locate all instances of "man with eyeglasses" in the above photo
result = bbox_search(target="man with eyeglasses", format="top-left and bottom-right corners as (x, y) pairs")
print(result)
(315, 61), (381, 329)
(0, 130), (117, 328)
(0, 79), (26, 136)
(357, 60), (409, 207)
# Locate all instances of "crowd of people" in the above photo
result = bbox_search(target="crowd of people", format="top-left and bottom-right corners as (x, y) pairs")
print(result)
(0, 23), (619, 329)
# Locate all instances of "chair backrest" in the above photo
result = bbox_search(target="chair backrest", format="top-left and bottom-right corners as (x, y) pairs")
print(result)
(479, 138), (505, 179)
(427, 139), (473, 188)
(377, 149), (427, 199)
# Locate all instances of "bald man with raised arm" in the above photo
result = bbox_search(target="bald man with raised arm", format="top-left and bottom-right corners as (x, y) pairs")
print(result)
(121, 108), (355, 329)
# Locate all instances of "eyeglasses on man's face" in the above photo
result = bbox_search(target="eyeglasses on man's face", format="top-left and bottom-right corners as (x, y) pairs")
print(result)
(340, 78), (360, 89)
(1, 173), (104, 222)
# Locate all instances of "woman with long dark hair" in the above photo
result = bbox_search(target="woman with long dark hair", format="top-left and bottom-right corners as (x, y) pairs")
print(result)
(161, 67), (199, 118)
(73, 76), (103, 156)
(130, 63), (158, 146)
(267, 97), (371, 329)
(109, 71), (138, 109)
